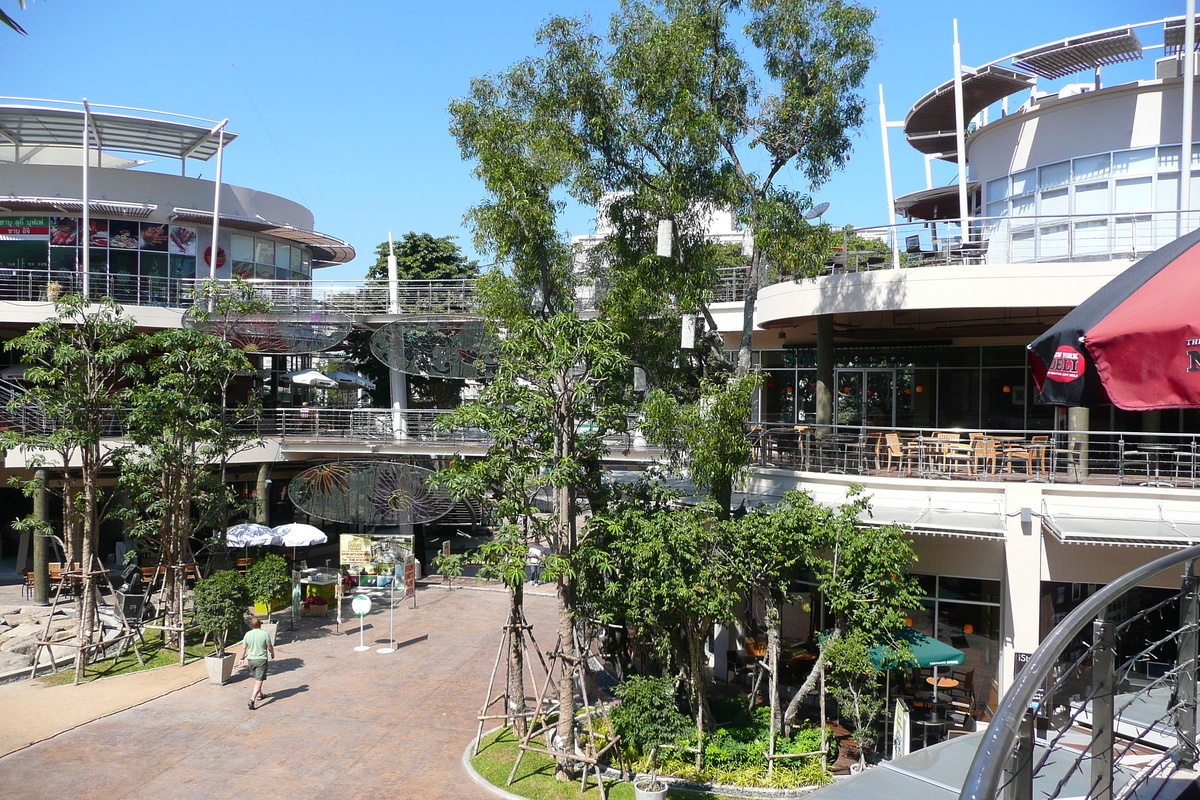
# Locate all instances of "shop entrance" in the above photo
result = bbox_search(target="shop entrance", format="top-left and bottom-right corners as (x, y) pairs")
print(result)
(834, 368), (914, 427)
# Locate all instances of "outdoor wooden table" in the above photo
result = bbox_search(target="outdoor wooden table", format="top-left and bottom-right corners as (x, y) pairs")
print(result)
(1131, 443), (1178, 487)
(926, 676), (960, 690)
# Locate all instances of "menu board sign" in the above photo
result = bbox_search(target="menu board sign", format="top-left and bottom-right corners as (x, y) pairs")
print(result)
(0, 216), (50, 237)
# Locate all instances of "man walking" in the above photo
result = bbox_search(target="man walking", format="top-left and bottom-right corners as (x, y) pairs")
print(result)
(238, 616), (275, 710)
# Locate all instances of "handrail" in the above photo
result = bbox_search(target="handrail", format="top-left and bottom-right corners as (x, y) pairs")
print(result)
(958, 543), (1200, 800)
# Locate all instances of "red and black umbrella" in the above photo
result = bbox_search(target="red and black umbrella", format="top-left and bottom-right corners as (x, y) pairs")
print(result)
(1029, 227), (1200, 409)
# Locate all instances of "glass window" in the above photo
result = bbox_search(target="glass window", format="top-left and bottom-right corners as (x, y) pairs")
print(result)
(1114, 176), (1152, 212)
(254, 239), (275, 266)
(1160, 145), (1182, 171)
(985, 201), (1007, 221)
(1074, 219), (1109, 255)
(0, 240), (47, 270)
(1039, 187), (1068, 216)
(1113, 148), (1155, 176)
(986, 177), (1008, 203)
(169, 254), (195, 279)
(1073, 153), (1110, 182)
(231, 234), (254, 262)
(1011, 194), (1035, 218)
(1011, 169), (1036, 196)
(276, 244), (291, 270)
(1039, 222), (1069, 259)
(291, 246), (303, 270)
(301, 251), (311, 274)
(1074, 181), (1109, 215)
(1038, 161), (1070, 189)
(1157, 173), (1181, 212)
(141, 252), (168, 277)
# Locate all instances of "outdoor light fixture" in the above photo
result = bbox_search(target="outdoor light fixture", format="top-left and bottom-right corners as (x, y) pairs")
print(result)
(656, 219), (673, 257)
(778, 330), (786, 339)
(915, 385), (924, 393)
(1003, 385), (1012, 393)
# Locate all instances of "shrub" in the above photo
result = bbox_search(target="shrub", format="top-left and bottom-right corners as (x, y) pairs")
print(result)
(245, 553), (290, 622)
(193, 569), (250, 657)
(610, 675), (689, 757)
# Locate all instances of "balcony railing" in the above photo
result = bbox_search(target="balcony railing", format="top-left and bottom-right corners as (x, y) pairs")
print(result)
(958, 544), (1200, 800)
(750, 424), (1200, 490)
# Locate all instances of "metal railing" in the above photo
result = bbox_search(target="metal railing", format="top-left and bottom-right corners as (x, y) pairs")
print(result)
(958, 544), (1200, 800)
(749, 423), (1200, 490)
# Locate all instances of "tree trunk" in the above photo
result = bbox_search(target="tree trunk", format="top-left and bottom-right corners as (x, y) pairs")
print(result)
(554, 572), (577, 780)
(765, 593), (781, 763)
(783, 627), (838, 735)
(737, 247), (765, 374)
(508, 583), (527, 737)
(688, 629), (708, 771)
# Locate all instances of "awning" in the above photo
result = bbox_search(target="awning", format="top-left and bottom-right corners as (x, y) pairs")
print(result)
(1042, 498), (1200, 548)
(0, 196), (156, 218)
(864, 494), (1008, 540)
(870, 629), (966, 670)
(170, 207), (355, 265)
(0, 103), (235, 161)
(325, 370), (376, 390)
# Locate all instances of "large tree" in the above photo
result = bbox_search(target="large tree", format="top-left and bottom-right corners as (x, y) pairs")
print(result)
(117, 327), (259, 650)
(509, 0), (877, 372)
(3, 295), (137, 681)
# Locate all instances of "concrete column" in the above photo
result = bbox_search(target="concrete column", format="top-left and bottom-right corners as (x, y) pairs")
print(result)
(1000, 482), (1044, 700)
(815, 315), (834, 433)
(255, 463), (271, 526)
(33, 468), (49, 605)
(1068, 406), (1090, 479)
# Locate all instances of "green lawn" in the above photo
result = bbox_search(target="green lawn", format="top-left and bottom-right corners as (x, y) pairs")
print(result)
(471, 727), (740, 800)
(40, 629), (209, 686)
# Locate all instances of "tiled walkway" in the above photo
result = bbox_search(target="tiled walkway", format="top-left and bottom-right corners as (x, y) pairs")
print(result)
(0, 582), (558, 800)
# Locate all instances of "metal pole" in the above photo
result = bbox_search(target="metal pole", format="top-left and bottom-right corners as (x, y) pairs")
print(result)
(33, 468), (49, 605)
(879, 85), (900, 270)
(1183, 0), (1196, 234)
(1176, 564), (1199, 769)
(209, 124), (227, 283)
(81, 99), (90, 300)
(1090, 615), (1115, 800)
(1003, 709), (1034, 800)
(953, 20), (970, 246)
(387, 232), (399, 314)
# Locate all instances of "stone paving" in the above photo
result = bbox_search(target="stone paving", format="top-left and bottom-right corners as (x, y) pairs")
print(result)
(0, 581), (559, 800)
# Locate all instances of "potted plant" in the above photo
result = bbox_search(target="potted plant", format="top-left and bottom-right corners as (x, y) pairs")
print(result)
(633, 754), (668, 800)
(245, 553), (289, 643)
(193, 569), (250, 685)
(46, 281), (62, 302)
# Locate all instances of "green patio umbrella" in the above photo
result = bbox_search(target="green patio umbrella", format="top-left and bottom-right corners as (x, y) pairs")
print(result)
(870, 629), (965, 671)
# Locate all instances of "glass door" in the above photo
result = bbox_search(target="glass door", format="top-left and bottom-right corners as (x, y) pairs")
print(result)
(836, 369), (901, 427)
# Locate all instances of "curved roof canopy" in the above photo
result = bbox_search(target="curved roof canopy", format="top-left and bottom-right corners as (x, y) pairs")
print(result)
(894, 182), (979, 221)
(0, 102), (235, 161)
(904, 65), (1036, 160)
(169, 208), (355, 265)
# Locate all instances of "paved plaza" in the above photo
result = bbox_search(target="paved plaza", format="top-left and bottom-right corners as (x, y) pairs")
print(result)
(0, 581), (558, 800)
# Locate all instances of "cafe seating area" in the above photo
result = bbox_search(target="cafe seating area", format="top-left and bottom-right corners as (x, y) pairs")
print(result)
(750, 424), (1200, 490)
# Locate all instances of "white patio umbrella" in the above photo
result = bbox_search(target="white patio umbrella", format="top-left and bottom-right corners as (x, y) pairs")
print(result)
(272, 523), (328, 548)
(225, 522), (280, 547)
(281, 369), (339, 389)
(325, 370), (376, 390)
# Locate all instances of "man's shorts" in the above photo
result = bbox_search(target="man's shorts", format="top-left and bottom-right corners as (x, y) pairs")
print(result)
(247, 658), (268, 680)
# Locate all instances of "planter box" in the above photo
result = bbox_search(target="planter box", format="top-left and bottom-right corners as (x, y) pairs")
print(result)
(205, 652), (236, 685)
(302, 603), (328, 617)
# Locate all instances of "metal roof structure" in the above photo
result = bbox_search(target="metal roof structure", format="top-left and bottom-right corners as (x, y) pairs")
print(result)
(1011, 27), (1143, 80)
(904, 66), (1036, 159)
(0, 196), (156, 218)
(1164, 18), (1200, 56)
(0, 101), (235, 161)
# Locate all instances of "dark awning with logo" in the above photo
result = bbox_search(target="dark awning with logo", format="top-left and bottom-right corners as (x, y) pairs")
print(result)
(1028, 227), (1200, 409)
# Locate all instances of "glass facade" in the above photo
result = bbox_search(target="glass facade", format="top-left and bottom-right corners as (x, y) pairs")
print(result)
(231, 233), (311, 281)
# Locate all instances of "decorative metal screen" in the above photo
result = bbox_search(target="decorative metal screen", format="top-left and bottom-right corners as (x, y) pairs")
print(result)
(287, 461), (452, 526)
(184, 294), (351, 354)
(369, 315), (498, 379)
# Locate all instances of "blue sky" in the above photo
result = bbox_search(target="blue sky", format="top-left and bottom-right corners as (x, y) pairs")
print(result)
(0, 0), (1183, 281)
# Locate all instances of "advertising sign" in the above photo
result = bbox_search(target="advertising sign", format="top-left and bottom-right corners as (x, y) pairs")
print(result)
(0, 216), (50, 237)
(403, 554), (416, 599)
(340, 534), (372, 567)
(892, 699), (910, 759)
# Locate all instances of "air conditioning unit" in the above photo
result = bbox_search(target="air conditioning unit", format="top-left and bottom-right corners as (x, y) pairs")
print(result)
(1157, 53), (1200, 80)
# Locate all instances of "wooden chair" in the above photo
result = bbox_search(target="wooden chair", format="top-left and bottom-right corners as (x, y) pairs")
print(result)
(972, 436), (1000, 476)
(937, 432), (973, 474)
(20, 568), (34, 599)
(881, 432), (916, 475)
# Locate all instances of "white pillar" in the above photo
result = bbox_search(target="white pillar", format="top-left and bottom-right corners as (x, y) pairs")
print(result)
(386, 233), (408, 439)
(879, 85), (900, 270)
(953, 20), (970, 244)
(1000, 482), (1044, 702)
(1183, 0), (1196, 230)
(81, 98), (90, 299)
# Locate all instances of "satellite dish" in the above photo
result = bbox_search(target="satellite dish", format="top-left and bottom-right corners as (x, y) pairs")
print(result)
(805, 202), (830, 220)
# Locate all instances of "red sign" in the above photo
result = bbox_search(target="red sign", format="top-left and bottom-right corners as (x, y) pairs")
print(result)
(403, 555), (416, 598)
(1045, 345), (1084, 383)
(0, 217), (49, 236)
(204, 245), (227, 268)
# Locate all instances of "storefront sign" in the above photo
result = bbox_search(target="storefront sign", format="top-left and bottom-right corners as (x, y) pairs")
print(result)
(0, 216), (50, 237)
